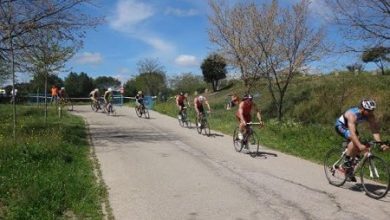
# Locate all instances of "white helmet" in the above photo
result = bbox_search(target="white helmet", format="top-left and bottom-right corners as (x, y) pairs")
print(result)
(94, 88), (99, 92)
(108, 88), (112, 92)
(61, 87), (65, 90)
(361, 99), (376, 111)
(198, 95), (205, 102)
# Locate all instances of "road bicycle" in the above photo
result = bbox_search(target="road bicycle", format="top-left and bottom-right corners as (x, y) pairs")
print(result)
(324, 140), (390, 199)
(196, 111), (210, 136)
(135, 104), (150, 119)
(178, 106), (190, 128)
(58, 95), (73, 111)
(233, 122), (261, 157)
(91, 98), (103, 112)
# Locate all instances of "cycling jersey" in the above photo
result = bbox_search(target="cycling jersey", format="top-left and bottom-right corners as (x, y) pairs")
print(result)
(136, 94), (144, 105)
(236, 99), (253, 123)
(335, 107), (368, 139)
(104, 91), (112, 103)
(177, 95), (186, 105)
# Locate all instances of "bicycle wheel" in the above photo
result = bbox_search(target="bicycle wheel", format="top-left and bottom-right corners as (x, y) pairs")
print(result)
(91, 102), (98, 112)
(144, 108), (150, 119)
(324, 147), (348, 187)
(233, 127), (244, 152)
(247, 130), (259, 157)
(135, 107), (142, 117)
(202, 121), (210, 136)
(360, 155), (390, 199)
(196, 117), (202, 134)
(107, 105), (112, 115)
(178, 114), (184, 127)
(65, 99), (73, 111)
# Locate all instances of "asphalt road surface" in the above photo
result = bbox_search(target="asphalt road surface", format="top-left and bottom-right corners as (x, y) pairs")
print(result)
(72, 105), (390, 220)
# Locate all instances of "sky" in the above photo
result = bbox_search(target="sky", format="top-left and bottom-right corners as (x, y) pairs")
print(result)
(59, 0), (373, 84)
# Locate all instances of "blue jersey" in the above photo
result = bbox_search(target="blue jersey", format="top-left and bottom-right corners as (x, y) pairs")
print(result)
(335, 107), (368, 127)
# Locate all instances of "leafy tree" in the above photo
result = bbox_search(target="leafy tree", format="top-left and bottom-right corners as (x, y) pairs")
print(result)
(346, 63), (364, 74)
(64, 72), (94, 98)
(135, 58), (167, 96)
(200, 53), (227, 92)
(123, 79), (137, 97)
(94, 76), (121, 91)
(169, 73), (206, 94)
(30, 74), (63, 93)
(362, 47), (390, 75)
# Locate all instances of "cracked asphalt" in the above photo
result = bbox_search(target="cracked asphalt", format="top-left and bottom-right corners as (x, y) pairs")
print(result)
(72, 105), (390, 220)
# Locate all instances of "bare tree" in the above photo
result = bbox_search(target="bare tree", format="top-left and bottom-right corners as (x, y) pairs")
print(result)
(325, 0), (390, 49)
(0, 0), (101, 141)
(208, 0), (263, 92)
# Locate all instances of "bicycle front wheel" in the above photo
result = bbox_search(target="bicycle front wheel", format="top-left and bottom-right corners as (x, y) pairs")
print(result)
(202, 121), (210, 136)
(360, 155), (390, 199)
(135, 107), (142, 117)
(233, 127), (243, 152)
(91, 102), (98, 112)
(144, 108), (150, 119)
(247, 130), (259, 157)
(324, 147), (348, 187)
(196, 117), (202, 134)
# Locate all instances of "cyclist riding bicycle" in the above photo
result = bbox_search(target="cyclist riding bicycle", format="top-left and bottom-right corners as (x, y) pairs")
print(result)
(194, 95), (211, 119)
(135, 91), (145, 111)
(235, 94), (264, 140)
(51, 85), (59, 104)
(176, 92), (189, 119)
(58, 87), (66, 99)
(89, 88), (100, 105)
(335, 98), (389, 181)
(104, 88), (113, 112)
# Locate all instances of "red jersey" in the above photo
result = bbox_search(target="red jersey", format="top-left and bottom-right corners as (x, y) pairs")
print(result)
(177, 95), (185, 105)
(235, 99), (253, 122)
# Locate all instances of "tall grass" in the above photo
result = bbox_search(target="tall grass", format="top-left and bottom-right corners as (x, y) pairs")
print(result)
(153, 74), (390, 164)
(0, 105), (105, 219)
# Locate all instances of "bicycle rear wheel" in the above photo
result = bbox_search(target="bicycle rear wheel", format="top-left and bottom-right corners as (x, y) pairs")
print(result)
(91, 102), (98, 112)
(324, 147), (348, 187)
(360, 155), (390, 199)
(233, 127), (243, 152)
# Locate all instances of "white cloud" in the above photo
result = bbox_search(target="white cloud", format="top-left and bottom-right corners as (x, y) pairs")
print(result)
(308, 0), (333, 23)
(174, 55), (198, 67)
(164, 7), (198, 17)
(109, 0), (154, 31)
(75, 52), (103, 65)
(144, 37), (175, 54)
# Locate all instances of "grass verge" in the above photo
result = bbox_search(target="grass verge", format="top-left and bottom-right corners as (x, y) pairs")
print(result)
(0, 104), (106, 219)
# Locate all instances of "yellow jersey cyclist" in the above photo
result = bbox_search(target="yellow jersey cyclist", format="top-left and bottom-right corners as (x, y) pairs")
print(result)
(89, 88), (100, 105)
(335, 99), (389, 181)
(104, 88), (113, 112)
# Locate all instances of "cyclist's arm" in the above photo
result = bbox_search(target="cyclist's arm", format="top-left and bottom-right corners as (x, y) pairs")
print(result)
(345, 112), (365, 150)
(253, 104), (263, 125)
(205, 100), (211, 112)
(238, 102), (246, 124)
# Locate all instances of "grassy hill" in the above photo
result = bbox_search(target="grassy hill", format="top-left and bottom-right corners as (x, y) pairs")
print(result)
(154, 73), (390, 164)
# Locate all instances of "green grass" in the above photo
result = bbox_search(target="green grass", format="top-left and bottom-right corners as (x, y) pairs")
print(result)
(0, 104), (106, 219)
(153, 74), (390, 165)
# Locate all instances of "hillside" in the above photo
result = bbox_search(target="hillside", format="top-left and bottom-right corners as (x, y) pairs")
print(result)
(154, 73), (390, 164)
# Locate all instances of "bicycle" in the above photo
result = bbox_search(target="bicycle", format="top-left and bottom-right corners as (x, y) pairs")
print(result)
(135, 104), (150, 119)
(178, 106), (190, 128)
(58, 95), (73, 111)
(91, 98), (103, 112)
(105, 102), (116, 116)
(324, 140), (390, 199)
(196, 111), (210, 136)
(233, 122), (261, 157)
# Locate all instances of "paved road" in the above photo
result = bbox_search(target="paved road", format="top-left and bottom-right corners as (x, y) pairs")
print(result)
(72, 105), (390, 220)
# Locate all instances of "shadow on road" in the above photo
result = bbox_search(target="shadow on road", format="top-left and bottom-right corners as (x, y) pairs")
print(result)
(247, 151), (278, 159)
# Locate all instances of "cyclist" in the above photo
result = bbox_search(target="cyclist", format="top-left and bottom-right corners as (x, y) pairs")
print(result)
(50, 85), (59, 104)
(104, 88), (113, 112)
(235, 94), (264, 140)
(194, 95), (211, 126)
(58, 87), (66, 100)
(335, 99), (389, 182)
(135, 91), (145, 112)
(176, 92), (189, 119)
(89, 88), (100, 105)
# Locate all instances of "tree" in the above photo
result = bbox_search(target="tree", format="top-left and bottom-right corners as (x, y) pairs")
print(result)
(94, 76), (121, 91)
(325, 0), (390, 49)
(346, 63), (364, 74)
(169, 73), (206, 94)
(201, 53), (227, 92)
(208, 0), (326, 121)
(64, 72), (94, 98)
(208, 0), (263, 91)
(362, 47), (390, 75)
(123, 79), (137, 97)
(135, 58), (167, 96)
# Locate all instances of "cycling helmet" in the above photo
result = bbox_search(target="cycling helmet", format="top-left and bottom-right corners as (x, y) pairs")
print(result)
(108, 88), (112, 92)
(361, 99), (376, 111)
(94, 88), (99, 92)
(198, 95), (205, 102)
(61, 87), (65, 90)
(179, 92), (184, 96)
(138, 91), (143, 95)
(243, 94), (253, 100)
